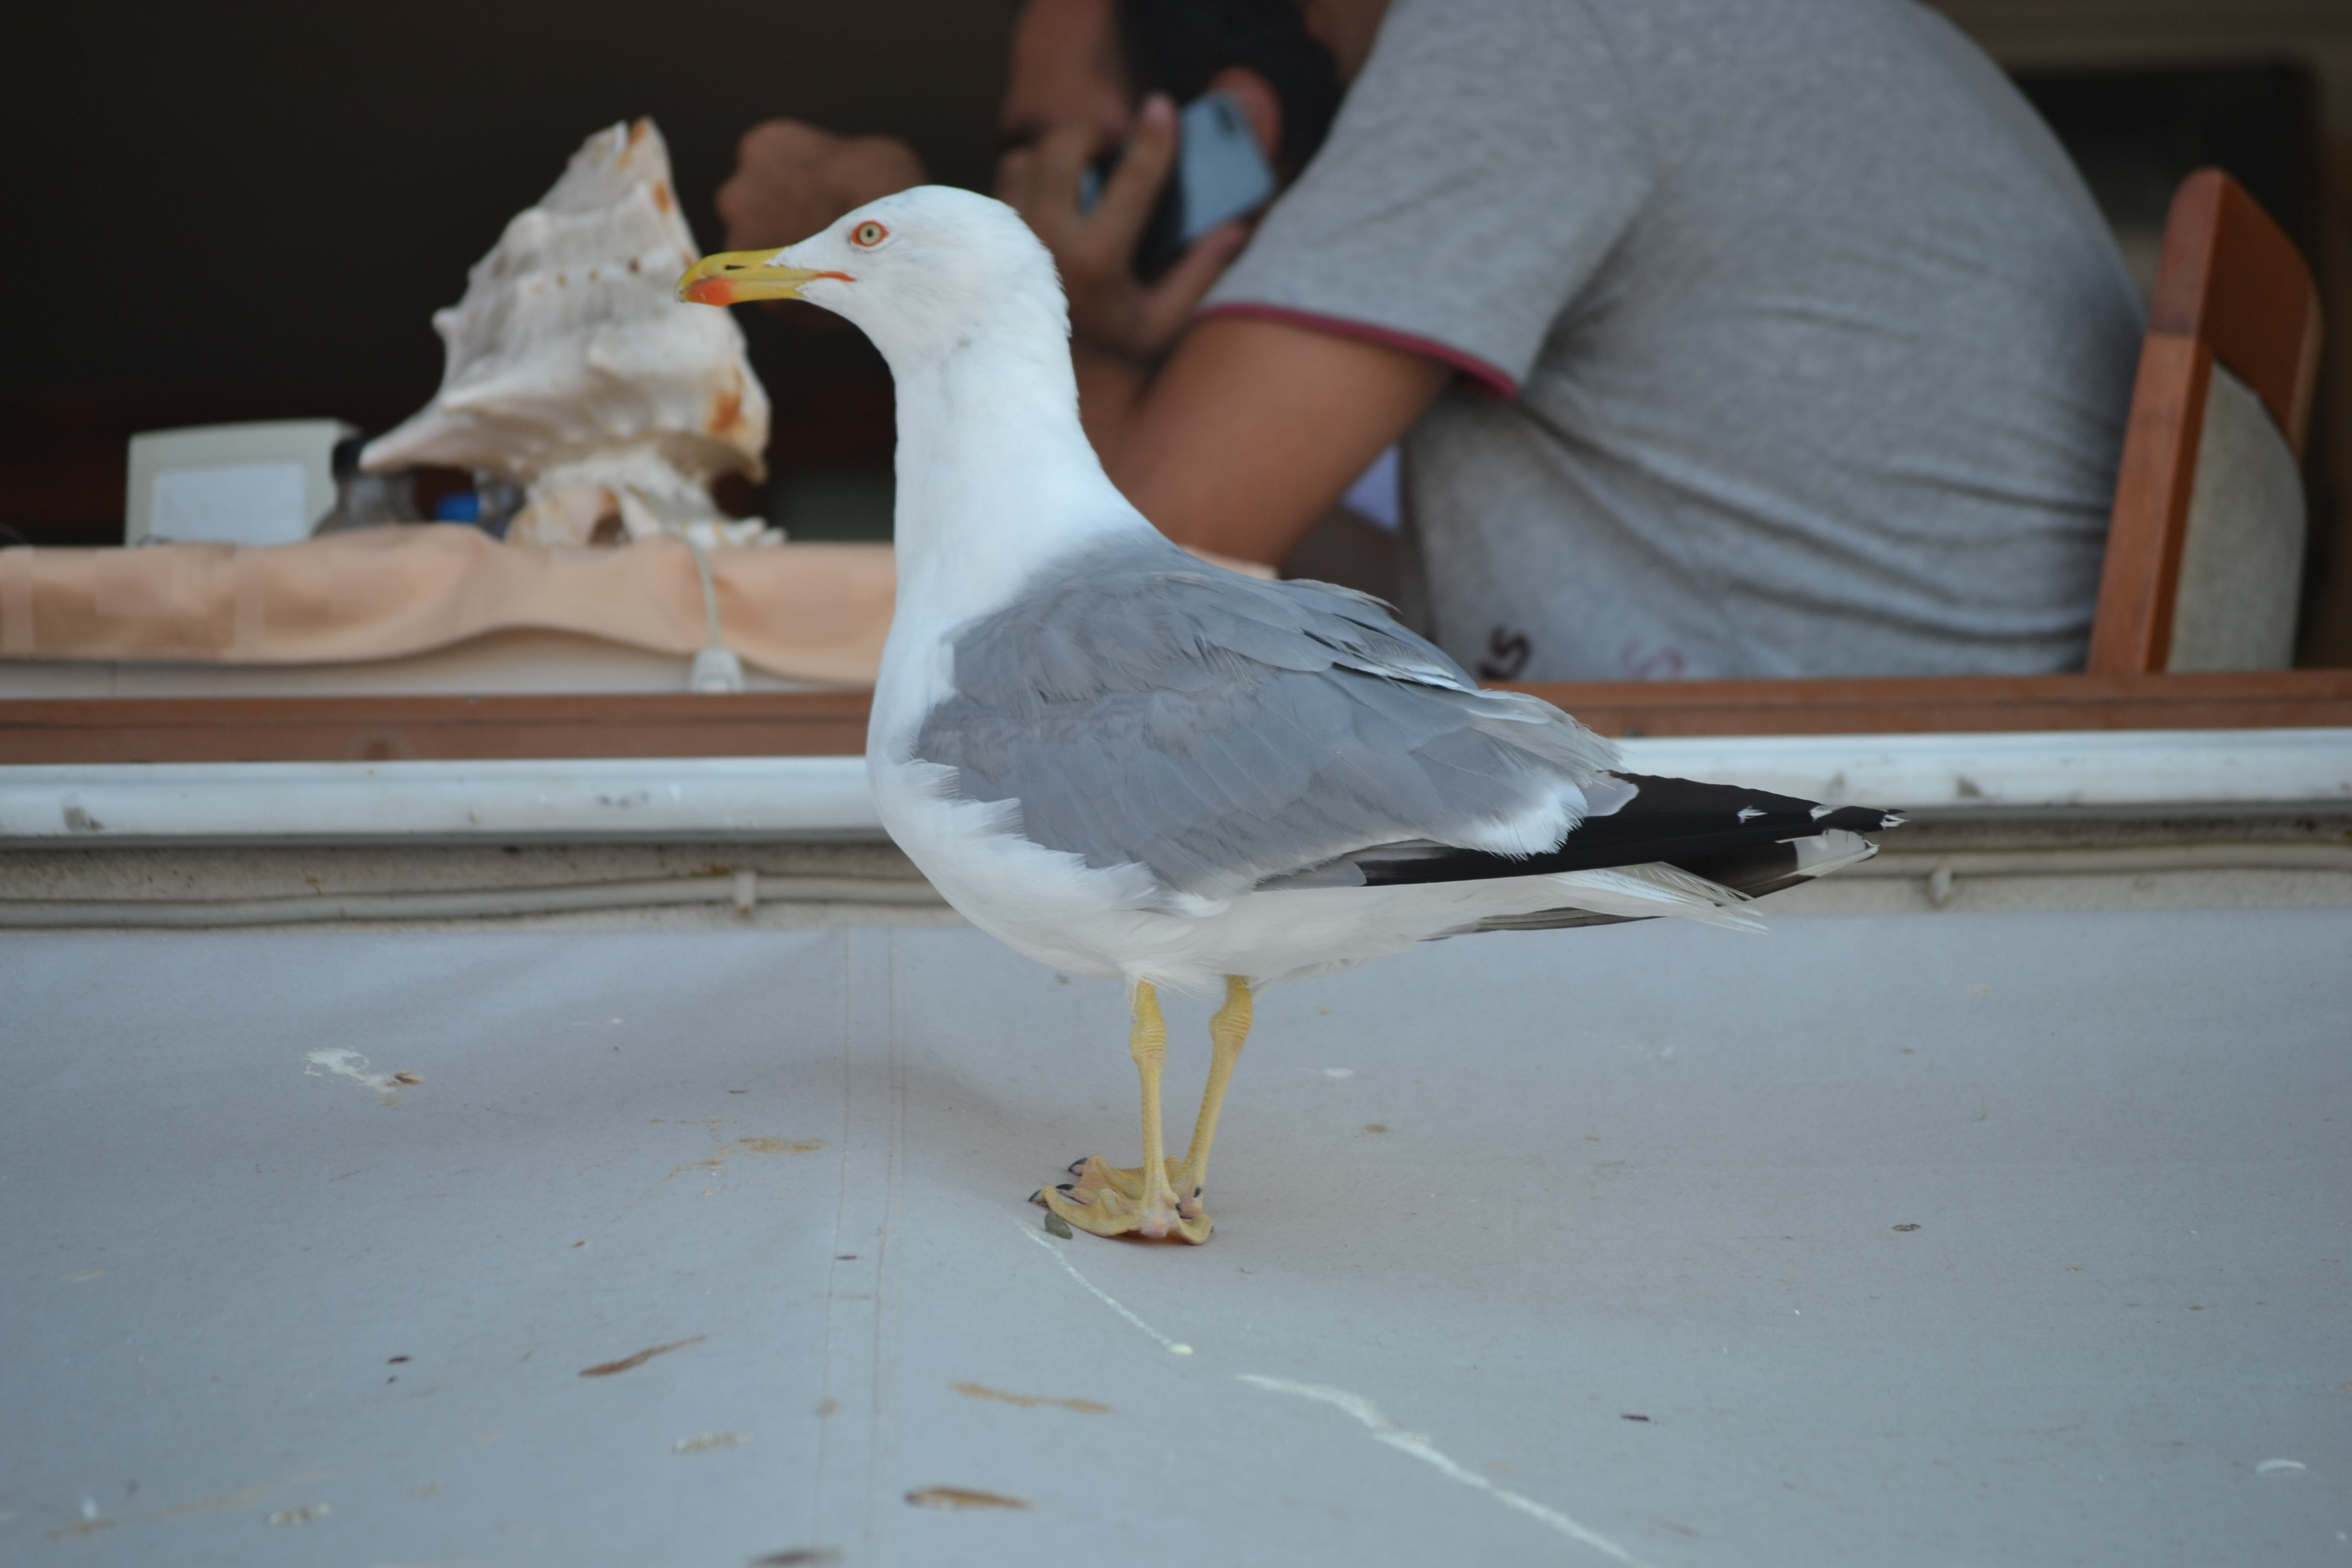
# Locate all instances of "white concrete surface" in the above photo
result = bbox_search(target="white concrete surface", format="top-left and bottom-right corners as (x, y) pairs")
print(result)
(3, 910), (2346, 1565)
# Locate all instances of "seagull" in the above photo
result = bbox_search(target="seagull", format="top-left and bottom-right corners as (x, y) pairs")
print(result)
(680, 187), (1900, 1244)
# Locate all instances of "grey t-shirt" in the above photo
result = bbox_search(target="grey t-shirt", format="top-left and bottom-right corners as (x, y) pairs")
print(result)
(1202, 0), (2145, 680)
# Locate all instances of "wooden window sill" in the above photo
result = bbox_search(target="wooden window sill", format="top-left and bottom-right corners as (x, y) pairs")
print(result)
(1, 670), (2347, 765)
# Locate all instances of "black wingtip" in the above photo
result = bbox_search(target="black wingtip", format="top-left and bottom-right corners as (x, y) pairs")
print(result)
(1345, 773), (1904, 894)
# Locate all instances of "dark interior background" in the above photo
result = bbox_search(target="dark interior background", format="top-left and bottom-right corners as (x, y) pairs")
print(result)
(6, 0), (1010, 392)
(4, 2), (2346, 659)
(1, 0), (1016, 541)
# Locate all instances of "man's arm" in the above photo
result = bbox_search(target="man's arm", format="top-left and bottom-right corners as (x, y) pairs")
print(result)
(999, 96), (1449, 565)
(1076, 317), (1444, 565)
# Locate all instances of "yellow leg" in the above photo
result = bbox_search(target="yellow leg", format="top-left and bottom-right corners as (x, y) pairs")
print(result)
(1038, 977), (1251, 1244)
(1128, 982), (1180, 1232)
(1036, 982), (1208, 1242)
(1173, 976), (1252, 1217)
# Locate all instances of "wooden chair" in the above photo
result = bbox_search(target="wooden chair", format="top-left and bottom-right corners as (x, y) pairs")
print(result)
(2087, 168), (2322, 673)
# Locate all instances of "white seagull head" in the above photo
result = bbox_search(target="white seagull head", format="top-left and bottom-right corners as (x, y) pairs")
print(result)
(677, 185), (1068, 365)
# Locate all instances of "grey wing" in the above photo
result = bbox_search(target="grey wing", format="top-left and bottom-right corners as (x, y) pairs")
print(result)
(910, 536), (1627, 899)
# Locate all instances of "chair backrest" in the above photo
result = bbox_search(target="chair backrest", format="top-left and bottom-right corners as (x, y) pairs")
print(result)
(2086, 168), (2322, 673)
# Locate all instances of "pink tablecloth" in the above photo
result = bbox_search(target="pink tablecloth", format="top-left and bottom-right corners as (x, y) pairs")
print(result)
(0, 527), (895, 686)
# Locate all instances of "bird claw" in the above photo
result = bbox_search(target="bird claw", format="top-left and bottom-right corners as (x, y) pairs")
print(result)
(1034, 1155), (1210, 1243)
(1065, 1155), (1206, 1217)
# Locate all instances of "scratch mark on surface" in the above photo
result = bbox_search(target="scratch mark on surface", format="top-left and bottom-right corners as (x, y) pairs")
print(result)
(904, 1486), (1032, 1511)
(1237, 1375), (1652, 1566)
(265, 1503), (332, 1526)
(1019, 1222), (1192, 1355)
(673, 1431), (752, 1454)
(647, 1124), (824, 1193)
(579, 1334), (705, 1378)
(43, 1471), (329, 1540)
(305, 1048), (421, 1107)
(64, 1269), (105, 1283)
(2256, 1458), (2307, 1474)
(168, 1480), (310, 1517)
(951, 1380), (1112, 1414)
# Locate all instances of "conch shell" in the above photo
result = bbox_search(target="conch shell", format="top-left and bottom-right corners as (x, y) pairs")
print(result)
(364, 119), (774, 547)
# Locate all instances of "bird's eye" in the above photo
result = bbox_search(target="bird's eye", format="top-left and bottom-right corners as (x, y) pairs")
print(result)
(850, 221), (889, 248)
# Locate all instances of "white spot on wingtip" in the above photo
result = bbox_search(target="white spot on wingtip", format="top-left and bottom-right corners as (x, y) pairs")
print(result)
(1736, 805), (1763, 821)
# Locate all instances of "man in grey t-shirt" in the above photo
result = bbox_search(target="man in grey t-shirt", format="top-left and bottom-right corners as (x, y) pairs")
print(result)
(1004, 0), (2145, 680)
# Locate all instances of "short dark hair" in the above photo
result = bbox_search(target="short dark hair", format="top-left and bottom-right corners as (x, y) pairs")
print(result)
(1114, 0), (1343, 177)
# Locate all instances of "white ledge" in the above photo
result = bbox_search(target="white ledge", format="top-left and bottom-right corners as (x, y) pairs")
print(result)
(1, 729), (2346, 845)
(1615, 727), (2352, 813)
(0, 755), (881, 844)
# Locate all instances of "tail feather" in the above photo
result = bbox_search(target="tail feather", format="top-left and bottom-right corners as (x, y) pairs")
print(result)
(1549, 864), (1767, 932)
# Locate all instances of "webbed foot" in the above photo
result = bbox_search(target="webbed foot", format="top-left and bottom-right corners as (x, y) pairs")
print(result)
(1033, 1156), (1209, 1243)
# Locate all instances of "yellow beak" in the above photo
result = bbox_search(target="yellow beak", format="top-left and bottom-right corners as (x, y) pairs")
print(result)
(675, 250), (853, 307)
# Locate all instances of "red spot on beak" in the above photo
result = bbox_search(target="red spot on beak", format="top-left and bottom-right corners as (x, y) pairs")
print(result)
(684, 278), (738, 306)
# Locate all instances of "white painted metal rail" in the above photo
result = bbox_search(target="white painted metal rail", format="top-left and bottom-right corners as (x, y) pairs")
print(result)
(1, 729), (2346, 845)
(0, 756), (880, 844)
(1615, 727), (2352, 812)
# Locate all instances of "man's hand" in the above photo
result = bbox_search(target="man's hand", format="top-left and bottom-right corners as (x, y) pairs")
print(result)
(717, 121), (926, 253)
(997, 95), (1248, 364)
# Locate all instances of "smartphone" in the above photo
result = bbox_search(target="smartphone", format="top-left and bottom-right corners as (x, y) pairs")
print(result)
(1079, 91), (1276, 281)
